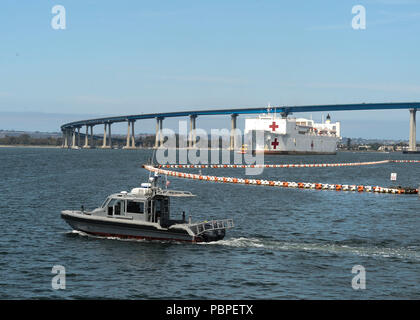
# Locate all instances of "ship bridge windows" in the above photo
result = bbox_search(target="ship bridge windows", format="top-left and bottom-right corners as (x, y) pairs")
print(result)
(107, 199), (123, 216)
(155, 199), (162, 215)
(149, 197), (170, 223)
(127, 201), (144, 214)
(101, 197), (111, 208)
(153, 198), (169, 215)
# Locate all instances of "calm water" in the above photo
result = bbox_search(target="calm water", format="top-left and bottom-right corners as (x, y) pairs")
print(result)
(0, 148), (419, 299)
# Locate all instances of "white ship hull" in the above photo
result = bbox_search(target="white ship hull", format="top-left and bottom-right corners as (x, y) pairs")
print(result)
(256, 132), (338, 154)
(244, 113), (340, 155)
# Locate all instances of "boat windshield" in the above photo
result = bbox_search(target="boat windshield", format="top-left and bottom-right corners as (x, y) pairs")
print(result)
(100, 197), (110, 208)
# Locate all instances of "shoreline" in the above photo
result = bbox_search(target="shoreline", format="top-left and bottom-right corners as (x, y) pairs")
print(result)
(0, 145), (61, 148)
(0, 145), (408, 153)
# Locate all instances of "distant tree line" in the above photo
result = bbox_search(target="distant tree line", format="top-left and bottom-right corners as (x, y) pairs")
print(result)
(338, 141), (416, 151)
(0, 133), (230, 148)
(0, 134), (62, 146)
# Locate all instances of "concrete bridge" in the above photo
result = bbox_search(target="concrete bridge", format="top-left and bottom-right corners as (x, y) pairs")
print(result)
(60, 102), (420, 152)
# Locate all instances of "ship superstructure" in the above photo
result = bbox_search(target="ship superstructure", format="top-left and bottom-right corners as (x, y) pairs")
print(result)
(244, 112), (341, 154)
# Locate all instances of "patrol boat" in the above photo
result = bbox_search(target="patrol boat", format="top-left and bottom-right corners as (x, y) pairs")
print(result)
(61, 174), (234, 243)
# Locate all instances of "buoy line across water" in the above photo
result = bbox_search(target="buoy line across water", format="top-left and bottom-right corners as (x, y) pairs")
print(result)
(143, 160), (420, 195)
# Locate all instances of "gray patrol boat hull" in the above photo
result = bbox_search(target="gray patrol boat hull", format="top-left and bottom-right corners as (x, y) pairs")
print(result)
(62, 211), (225, 243)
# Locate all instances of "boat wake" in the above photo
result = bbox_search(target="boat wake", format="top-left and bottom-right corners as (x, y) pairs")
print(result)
(202, 237), (420, 261)
(66, 231), (419, 261)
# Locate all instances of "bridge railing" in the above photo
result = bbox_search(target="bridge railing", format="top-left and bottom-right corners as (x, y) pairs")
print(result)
(188, 219), (234, 236)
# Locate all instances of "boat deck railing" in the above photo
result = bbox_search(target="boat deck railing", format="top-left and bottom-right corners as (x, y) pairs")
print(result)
(189, 219), (234, 236)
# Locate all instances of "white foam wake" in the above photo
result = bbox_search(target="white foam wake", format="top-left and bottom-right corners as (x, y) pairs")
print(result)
(66, 231), (419, 260)
(203, 237), (420, 261)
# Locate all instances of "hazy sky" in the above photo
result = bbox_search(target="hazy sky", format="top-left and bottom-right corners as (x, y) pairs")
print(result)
(1, 0), (420, 138)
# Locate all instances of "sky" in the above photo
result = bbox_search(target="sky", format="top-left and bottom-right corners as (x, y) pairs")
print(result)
(1, 0), (420, 139)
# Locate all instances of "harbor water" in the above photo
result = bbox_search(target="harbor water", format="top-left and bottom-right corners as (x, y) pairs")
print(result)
(0, 148), (419, 299)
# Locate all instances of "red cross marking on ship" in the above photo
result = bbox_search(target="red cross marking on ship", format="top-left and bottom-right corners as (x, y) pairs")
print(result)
(269, 121), (278, 131)
(271, 138), (279, 149)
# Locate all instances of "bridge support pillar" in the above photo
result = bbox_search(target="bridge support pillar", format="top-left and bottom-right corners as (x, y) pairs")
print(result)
(90, 125), (94, 148)
(230, 114), (238, 150)
(62, 129), (68, 148)
(409, 109), (417, 152)
(71, 129), (76, 148)
(83, 125), (90, 148)
(189, 115), (197, 148)
(108, 123), (112, 148)
(155, 118), (163, 148)
(155, 118), (159, 148)
(102, 123), (110, 148)
(67, 130), (71, 148)
(124, 121), (131, 149)
(131, 121), (136, 148)
(123, 121), (136, 149)
(159, 118), (164, 147)
(77, 127), (81, 148)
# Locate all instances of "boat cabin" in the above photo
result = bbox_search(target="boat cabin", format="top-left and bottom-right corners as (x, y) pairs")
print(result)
(99, 182), (194, 227)
(101, 193), (170, 225)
